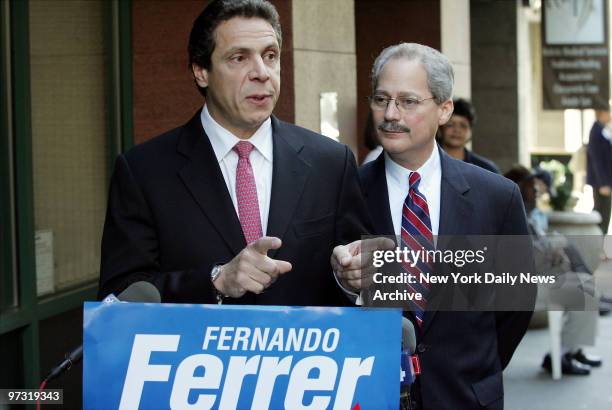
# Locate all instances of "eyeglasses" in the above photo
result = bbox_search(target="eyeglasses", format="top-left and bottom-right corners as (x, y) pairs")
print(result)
(369, 94), (435, 112)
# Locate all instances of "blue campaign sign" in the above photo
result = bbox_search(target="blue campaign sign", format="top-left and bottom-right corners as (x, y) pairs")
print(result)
(83, 303), (401, 410)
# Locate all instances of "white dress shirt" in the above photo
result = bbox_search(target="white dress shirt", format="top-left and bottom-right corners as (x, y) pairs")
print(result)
(362, 145), (383, 165)
(200, 105), (273, 234)
(349, 145), (443, 305)
(385, 145), (442, 236)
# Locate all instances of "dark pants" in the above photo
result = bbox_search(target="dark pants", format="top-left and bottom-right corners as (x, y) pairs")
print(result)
(593, 189), (611, 234)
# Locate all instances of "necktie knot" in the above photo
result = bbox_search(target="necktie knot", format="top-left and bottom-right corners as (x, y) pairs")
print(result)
(409, 172), (421, 190)
(233, 141), (255, 159)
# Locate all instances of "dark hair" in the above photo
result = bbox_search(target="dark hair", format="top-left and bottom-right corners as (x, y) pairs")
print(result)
(504, 164), (534, 185)
(452, 98), (477, 127)
(504, 164), (536, 211)
(364, 111), (379, 150)
(188, 0), (282, 96)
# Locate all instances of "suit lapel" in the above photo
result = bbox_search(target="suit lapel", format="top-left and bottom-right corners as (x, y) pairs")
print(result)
(266, 117), (310, 258)
(363, 154), (418, 324)
(437, 149), (474, 236)
(420, 147), (474, 336)
(363, 154), (395, 236)
(177, 111), (246, 255)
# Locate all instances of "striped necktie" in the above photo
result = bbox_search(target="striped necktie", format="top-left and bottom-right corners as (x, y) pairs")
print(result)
(400, 171), (434, 326)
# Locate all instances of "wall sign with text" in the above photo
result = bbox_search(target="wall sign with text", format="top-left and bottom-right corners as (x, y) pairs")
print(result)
(542, 0), (609, 109)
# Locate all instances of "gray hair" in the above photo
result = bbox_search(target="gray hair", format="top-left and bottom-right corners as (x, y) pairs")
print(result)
(371, 43), (454, 104)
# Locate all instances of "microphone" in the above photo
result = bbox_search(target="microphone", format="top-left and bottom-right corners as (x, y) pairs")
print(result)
(400, 317), (417, 410)
(106, 281), (161, 304)
(402, 317), (417, 354)
(44, 281), (161, 383)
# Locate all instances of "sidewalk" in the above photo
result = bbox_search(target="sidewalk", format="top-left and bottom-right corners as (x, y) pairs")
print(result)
(504, 259), (612, 409)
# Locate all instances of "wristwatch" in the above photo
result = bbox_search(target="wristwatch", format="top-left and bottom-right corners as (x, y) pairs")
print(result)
(210, 264), (225, 304)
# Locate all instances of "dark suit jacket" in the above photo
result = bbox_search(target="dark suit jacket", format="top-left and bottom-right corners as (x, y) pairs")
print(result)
(360, 148), (535, 410)
(587, 120), (612, 188)
(98, 111), (371, 306)
(464, 148), (500, 174)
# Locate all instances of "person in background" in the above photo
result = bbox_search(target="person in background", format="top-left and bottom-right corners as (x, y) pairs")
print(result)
(532, 168), (612, 316)
(505, 165), (603, 376)
(587, 110), (612, 234)
(439, 98), (500, 174)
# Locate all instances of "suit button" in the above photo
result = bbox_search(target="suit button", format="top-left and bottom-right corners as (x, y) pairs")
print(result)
(417, 343), (427, 353)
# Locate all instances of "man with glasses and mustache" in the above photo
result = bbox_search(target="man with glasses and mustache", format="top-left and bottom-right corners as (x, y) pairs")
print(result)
(335, 43), (535, 410)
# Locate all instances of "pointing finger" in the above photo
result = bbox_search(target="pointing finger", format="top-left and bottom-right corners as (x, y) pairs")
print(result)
(275, 260), (292, 274)
(250, 236), (282, 255)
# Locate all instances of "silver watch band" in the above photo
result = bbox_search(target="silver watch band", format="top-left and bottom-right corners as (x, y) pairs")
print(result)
(210, 264), (225, 304)
(210, 264), (223, 282)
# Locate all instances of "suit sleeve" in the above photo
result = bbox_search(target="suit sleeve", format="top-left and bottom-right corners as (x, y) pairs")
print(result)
(98, 154), (218, 303)
(587, 127), (612, 188)
(334, 145), (374, 244)
(331, 146), (374, 303)
(495, 183), (537, 369)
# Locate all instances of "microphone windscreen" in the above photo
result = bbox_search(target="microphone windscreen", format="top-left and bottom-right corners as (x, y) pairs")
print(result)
(402, 317), (417, 354)
(117, 281), (161, 303)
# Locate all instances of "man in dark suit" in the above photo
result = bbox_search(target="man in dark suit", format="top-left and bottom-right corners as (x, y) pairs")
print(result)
(336, 43), (535, 409)
(587, 110), (612, 234)
(98, 0), (371, 306)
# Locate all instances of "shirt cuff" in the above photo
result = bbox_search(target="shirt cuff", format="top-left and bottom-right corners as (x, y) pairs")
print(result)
(332, 270), (362, 306)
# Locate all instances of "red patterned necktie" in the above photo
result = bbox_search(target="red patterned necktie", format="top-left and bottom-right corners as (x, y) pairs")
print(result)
(233, 141), (263, 244)
(400, 171), (434, 326)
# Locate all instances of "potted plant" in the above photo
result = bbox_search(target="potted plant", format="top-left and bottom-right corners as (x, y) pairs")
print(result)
(538, 159), (575, 211)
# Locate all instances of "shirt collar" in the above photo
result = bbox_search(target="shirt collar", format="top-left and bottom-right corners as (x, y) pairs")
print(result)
(200, 104), (273, 162)
(385, 144), (440, 190)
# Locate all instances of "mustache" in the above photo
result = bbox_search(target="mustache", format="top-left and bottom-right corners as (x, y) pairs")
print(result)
(378, 121), (411, 133)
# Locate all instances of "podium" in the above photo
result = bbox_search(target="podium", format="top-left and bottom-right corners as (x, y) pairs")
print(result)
(83, 303), (402, 409)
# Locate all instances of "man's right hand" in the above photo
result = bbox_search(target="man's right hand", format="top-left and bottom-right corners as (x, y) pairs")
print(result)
(214, 236), (292, 298)
(332, 237), (395, 292)
(599, 186), (611, 196)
